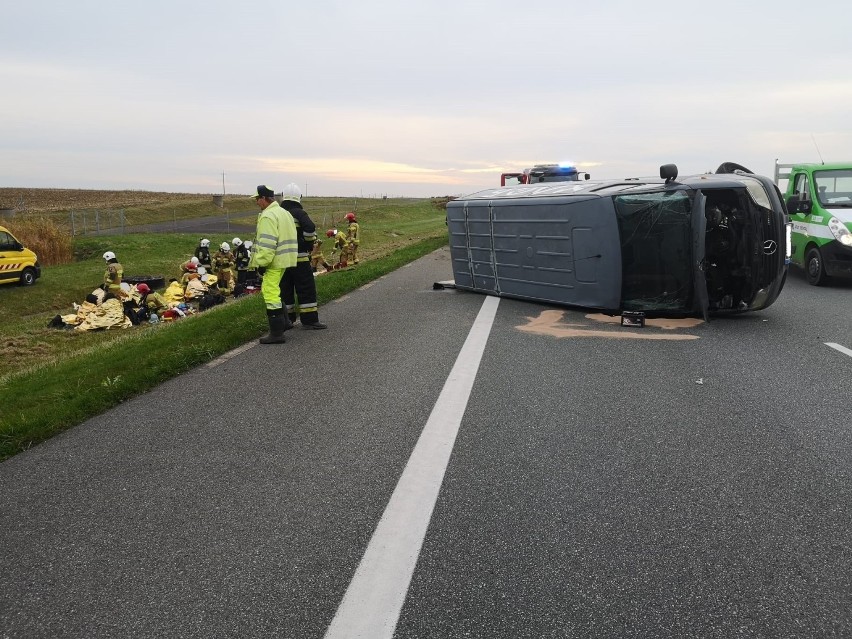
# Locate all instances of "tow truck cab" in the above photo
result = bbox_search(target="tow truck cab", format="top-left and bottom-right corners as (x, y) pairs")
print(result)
(774, 161), (852, 285)
(0, 225), (41, 286)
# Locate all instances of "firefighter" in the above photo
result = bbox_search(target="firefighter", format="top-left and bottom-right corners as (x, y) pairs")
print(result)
(102, 251), (126, 299)
(327, 228), (350, 268)
(194, 238), (212, 270)
(345, 211), (360, 264)
(250, 185), (298, 344)
(180, 262), (199, 286)
(180, 256), (200, 276)
(136, 283), (167, 313)
(279, 183), (327, 329)
(310, 237), (332, 273)
(232, 237), (251, 285)
(212, 241), (236, 293)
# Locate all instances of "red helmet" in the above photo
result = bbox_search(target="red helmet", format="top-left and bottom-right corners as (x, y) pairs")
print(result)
(326, 229), (335, 237)
(345, 212), (356, 221)
(136, 283), (150, 294)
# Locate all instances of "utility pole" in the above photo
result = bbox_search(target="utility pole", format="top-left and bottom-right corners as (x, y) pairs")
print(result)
(222, 171), (226, 195)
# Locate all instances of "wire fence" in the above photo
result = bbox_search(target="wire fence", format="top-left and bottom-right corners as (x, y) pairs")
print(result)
(6, 199), (378, 238)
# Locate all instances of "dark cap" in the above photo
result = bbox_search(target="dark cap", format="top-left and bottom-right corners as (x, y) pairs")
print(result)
(252, 185), (275, 199)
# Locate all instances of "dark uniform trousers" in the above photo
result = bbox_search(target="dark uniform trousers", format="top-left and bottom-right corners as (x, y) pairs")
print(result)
(280, 260), (320, 325)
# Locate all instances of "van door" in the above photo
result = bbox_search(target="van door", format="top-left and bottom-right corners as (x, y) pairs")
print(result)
(692, 191), (710, 321)
(446, 200), (497, 293)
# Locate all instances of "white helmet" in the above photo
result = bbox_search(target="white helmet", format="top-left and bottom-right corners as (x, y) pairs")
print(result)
(197, 266), (207, 275)
(103, 251), (116, 261)
(244, 240), (253, 249)
(281, 182), (302, 202)
(200, 238), (210, 247)
(220, 242), (230, 252)
(232, 237), (242, 246)
(190, 256), (199, 264)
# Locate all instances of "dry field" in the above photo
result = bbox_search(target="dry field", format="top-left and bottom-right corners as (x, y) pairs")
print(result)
(0, 188), (217, 214)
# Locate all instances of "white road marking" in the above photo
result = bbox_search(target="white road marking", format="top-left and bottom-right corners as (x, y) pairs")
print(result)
(205, 342), (255, 368)
(324, 295), (501, 639)
(825, 342), (852, 358)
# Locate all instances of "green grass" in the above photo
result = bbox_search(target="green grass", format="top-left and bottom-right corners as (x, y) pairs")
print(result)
(0, 196), (449, 461)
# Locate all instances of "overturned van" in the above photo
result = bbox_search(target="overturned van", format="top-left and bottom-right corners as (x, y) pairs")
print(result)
(446, 164), (791, 319)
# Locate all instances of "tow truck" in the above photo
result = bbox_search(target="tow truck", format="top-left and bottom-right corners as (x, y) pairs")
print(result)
(500, 163), (591, 186)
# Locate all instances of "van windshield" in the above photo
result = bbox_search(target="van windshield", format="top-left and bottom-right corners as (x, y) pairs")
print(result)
(814, 169), (852, 206)
(614, 190), (694, 311)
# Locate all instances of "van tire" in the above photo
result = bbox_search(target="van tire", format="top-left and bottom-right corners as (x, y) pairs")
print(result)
(19, 267), (37, 286)
(805, 247), (829, 286)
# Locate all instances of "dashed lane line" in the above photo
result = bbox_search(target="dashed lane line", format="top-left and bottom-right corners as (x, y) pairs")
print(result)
(324, 295), (501, 639)
(825, 342), (852, 358)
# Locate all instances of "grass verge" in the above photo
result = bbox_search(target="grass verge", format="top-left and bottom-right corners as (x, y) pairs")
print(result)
(0, 236), (447, 461)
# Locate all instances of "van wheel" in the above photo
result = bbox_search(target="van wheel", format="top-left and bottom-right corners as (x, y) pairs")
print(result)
(19, 267), (37, 286)
(805, 247), (829, 286)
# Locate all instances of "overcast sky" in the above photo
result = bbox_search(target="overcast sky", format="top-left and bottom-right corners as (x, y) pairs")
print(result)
(2, 0), (850, 197)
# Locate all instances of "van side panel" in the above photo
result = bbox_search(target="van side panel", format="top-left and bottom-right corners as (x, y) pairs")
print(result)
(447, 196), (622, 310)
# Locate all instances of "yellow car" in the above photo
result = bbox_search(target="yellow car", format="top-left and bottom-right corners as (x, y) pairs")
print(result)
(0, 224), (41, 286)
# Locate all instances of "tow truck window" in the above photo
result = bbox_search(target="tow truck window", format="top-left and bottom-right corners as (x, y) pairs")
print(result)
(814, 169), (852, 205)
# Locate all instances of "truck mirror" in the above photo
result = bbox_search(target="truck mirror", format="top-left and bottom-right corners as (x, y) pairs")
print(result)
(787, 195), (812, 215)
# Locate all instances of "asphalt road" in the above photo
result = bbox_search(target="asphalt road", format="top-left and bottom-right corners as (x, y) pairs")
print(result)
(1, 250), (851, 638)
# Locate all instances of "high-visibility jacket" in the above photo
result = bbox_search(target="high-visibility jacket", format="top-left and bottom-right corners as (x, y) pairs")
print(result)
(250, 201), (298, 271)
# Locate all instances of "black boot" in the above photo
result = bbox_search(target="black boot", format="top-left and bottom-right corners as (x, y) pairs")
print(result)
(259, 310), (287, 344)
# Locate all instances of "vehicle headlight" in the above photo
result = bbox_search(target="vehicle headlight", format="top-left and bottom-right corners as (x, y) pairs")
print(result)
(785, 222), (792, 259)
(828, 217), (852, 246)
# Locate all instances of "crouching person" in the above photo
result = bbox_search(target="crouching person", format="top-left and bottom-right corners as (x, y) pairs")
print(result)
(250, 185), (298, 344)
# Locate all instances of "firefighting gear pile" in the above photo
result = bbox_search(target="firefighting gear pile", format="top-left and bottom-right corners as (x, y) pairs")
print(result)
(50, 283), (192, 331)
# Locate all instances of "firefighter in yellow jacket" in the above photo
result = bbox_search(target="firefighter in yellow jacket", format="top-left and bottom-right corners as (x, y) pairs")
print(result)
(327, 228), (350, 268)
(212, 241), (236, 293)
(345, 212), (360, 264)
(250, 185), (298, 344)
(102, 251), (126, 298)
(310, 238), (331, 272)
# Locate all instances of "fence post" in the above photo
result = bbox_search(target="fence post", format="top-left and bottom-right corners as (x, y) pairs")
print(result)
(70, 210), (76, 236)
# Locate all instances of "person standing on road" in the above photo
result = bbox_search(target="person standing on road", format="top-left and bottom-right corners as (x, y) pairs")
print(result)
(250, 185), (299, 344)
(279, 183), (327, 329)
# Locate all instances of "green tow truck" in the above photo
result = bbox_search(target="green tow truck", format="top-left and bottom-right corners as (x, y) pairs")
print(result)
(775, 161), (852, 285)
